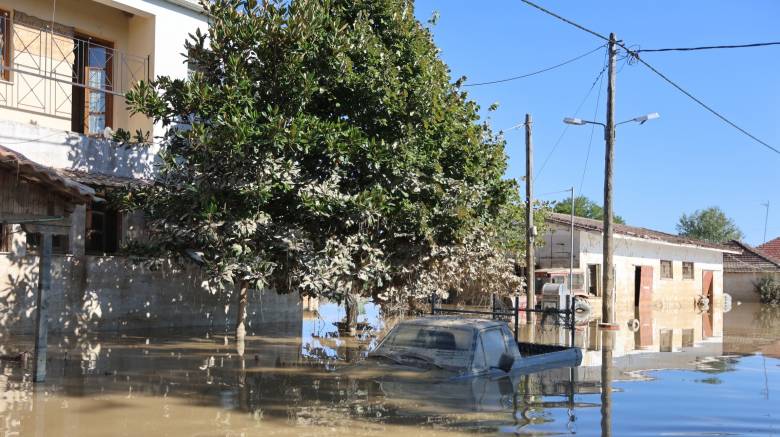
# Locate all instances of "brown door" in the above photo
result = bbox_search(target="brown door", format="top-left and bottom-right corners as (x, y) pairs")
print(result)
(702, 271), (714, 337)
(636, 266), (654, 348)
(638, 266), (653, 307)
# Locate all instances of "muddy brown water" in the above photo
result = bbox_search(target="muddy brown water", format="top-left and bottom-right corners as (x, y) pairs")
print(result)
(1, 301), (779, 436)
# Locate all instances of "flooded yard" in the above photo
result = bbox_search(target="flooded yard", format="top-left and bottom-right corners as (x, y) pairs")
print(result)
(1, 301), (779, 436)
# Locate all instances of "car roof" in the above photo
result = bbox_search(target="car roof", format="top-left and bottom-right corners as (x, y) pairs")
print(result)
(396, 316), (508, 331)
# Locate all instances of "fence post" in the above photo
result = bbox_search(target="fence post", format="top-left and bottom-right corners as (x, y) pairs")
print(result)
(491, 293), (496, 320)
(514, 293), (520, 341)
(431, 292), (436, 315)
(566, 295), (575, 347)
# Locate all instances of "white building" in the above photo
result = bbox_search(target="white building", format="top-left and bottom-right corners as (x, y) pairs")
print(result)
(535, 213), (737, 352)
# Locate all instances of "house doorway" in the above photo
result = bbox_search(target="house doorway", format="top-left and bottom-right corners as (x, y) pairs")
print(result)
(633, 265), (653, 307)
(633, 265), (654, 349)
(702, 270), (714, 338)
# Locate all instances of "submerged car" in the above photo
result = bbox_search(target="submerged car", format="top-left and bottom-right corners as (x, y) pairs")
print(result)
(363, 316), (582, 380)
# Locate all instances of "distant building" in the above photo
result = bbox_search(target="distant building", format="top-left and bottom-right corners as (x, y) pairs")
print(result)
(757, 236), (780, 261)
(537, 213), (736, 313)
(723, 240), (780, 302)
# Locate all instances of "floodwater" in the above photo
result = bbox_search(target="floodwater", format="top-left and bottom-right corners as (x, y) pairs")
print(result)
(1, 301), (779, 436)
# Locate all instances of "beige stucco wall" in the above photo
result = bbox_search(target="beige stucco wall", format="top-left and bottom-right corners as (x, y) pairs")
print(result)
(0, 0), (155, 134)
(724, 271), (778, 303)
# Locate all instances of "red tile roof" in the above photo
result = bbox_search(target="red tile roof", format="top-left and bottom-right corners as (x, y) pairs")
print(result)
(758, 237), (780, 262)
(723, 240), (780, 273)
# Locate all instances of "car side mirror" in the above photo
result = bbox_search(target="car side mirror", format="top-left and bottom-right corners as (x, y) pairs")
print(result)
(497, 352), (515, 372)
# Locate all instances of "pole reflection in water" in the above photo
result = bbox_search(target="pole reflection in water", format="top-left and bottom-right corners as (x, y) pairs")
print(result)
(601, 330), (615, 437)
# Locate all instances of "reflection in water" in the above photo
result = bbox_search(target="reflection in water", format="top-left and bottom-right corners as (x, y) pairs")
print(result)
(600, 330), (614, 437)
(0, 300), (778, 435)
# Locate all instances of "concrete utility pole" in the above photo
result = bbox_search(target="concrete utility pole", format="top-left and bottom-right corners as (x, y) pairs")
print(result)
(569, 187), (575, 290)
(525, 113), (535, 323)
(600, 33), (618, 329)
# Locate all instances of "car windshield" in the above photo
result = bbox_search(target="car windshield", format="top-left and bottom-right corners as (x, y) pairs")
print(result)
(374, 324), (475, 370)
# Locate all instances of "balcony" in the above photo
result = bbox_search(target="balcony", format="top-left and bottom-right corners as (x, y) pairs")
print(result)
(0, 10), (150, 135)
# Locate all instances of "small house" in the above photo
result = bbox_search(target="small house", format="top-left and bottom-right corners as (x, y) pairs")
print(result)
(723, 240), (780, 302)
(537, 213), (736, 313)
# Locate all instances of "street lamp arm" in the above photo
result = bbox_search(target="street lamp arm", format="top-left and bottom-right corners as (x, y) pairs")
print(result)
(563, 117), (605, 127)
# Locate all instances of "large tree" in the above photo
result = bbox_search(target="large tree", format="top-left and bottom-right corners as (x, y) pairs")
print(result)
(554, 195), (625, 224)
(676, 207), (743, 243)
(121, 0), (528, 338)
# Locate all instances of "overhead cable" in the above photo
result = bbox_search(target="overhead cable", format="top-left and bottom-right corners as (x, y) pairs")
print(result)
(463, 44), (604, 87)
(536, 60), (608, 180)
(637, 42), (780, 53)
(518, 0), (780, 156)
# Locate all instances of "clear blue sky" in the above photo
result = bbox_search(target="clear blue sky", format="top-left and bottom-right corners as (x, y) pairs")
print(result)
(414, 0), (780, 246)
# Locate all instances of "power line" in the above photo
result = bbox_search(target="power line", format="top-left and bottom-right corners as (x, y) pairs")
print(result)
(578, 50), (607, 195)
(463, 44), (604, 87)
(637, 41), (780, 53)
(518, 0), (780, 156)
(536, 59), (608, 180)
(628, 54), (780, 155)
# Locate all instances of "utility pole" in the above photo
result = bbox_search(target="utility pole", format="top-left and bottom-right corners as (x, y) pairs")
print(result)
(525, 113), (535, 323)
(569, 187), (575, 290)
(763, 202), (770, 244)
(600, 33), (618, 329)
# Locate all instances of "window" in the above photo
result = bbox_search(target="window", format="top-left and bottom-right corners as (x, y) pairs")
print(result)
(660, 260), (673, 279)
(85, 202), (121, 255)
(0, 9), (9, 82)
(480, 328), (508, 369)
(0, 224), (12, 252)
(682, 262), (694, 280)
(587, 264), (601, 296)
(25, 233), (70, 255)
(571, 273), (585, 290)
(72, 36), (113, 134)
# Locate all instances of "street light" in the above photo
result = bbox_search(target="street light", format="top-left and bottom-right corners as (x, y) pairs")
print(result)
(562, 111), (659, 329)
(564, 113), (660, 128)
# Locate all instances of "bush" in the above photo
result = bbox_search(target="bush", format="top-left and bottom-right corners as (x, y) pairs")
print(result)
(754, 276), (780, 305)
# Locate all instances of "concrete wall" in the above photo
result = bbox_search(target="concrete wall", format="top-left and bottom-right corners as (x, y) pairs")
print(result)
(0, 119), (157, 178)
(0, 253), (302, 338)
(724, 272), (779, 303)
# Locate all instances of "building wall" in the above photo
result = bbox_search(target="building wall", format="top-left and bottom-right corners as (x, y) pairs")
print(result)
(539, 224), (726, 314)
(0, 0), (154, 133)
(724, 271), (778, 303)
(0, 0), (207, 178)
(0, 119), (157, 178)
(0, 253), (302, 337)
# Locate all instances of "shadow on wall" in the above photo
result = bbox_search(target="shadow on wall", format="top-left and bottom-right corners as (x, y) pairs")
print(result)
(0, 253), (302, 349)
(65, 131), (157, 179)
(0, 120), (157, 179)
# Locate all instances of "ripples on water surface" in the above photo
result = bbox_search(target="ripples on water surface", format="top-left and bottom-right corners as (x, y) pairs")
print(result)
(1, 302), (778, 436)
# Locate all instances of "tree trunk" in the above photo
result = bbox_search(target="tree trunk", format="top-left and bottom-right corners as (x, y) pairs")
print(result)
(344, 293), (358, 336)
(235, 279), (249, 353)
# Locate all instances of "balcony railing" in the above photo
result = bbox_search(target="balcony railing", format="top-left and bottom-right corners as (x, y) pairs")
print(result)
(0, 12), (149, 125)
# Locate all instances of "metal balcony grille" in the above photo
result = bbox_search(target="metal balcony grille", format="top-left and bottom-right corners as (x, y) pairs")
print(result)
(0, 12), (149, 125)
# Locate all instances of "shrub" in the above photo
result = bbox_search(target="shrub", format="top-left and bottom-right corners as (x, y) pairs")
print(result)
(754, 276), (780, 305)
